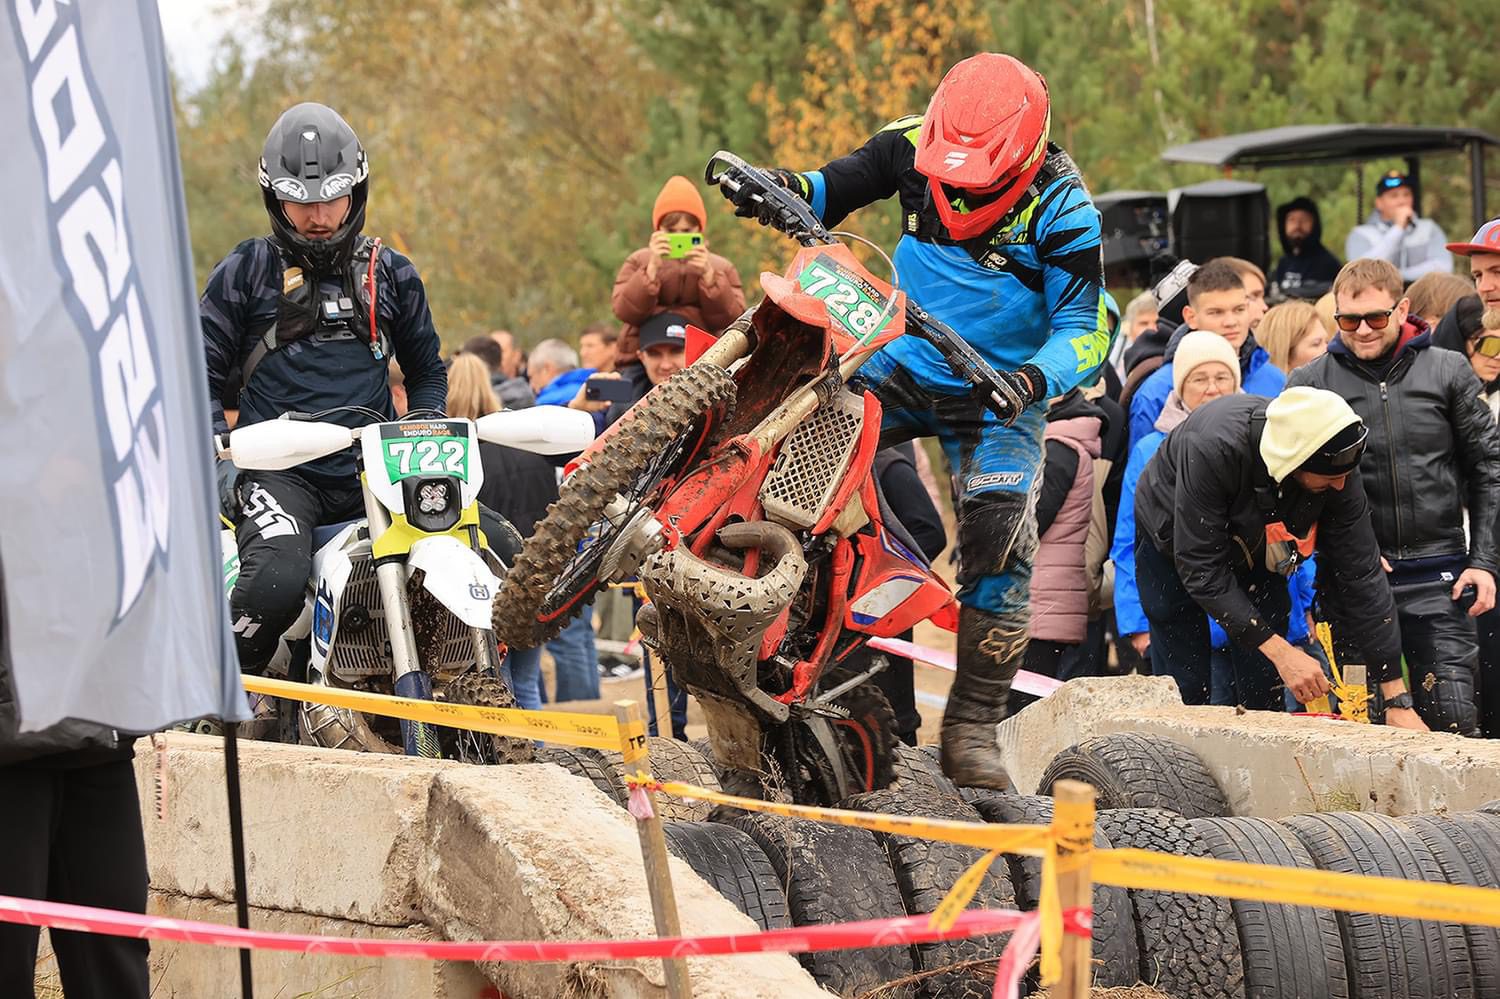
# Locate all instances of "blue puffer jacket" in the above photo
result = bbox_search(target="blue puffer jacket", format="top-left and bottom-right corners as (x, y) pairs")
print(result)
(1127, 336), (1284, 451)
(536, 368), (606, 433)
(1113, 429), (1314, 648)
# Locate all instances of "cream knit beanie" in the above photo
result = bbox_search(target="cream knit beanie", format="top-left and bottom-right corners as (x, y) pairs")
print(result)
(1259, 387), (1362, 483)
(1172, 331), (1242, 398)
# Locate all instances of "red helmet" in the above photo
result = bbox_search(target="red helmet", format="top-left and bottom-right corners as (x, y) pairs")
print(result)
(914, 54), (1051, 240)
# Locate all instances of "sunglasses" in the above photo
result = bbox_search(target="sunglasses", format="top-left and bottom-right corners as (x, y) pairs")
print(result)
(1377, 174), (1407, 192)
(1473, 336), (1500, 359)
(1334, 308), (1396, 333)
(1324, 424), (1369, 470)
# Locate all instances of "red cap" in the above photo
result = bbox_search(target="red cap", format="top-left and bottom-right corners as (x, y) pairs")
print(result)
(1447, 217), (1500, 257)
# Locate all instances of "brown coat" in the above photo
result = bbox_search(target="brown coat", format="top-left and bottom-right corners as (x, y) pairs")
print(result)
(611, 248), (746, 362)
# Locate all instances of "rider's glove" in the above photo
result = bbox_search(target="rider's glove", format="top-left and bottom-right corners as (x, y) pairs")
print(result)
(720, 166), (811, 218)
(767, 168), (812, 202)
(217, 458), (243, 521)
(987, 364), (1047, 427)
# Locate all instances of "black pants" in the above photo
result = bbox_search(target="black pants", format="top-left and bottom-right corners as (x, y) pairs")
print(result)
(231, 470), (519, 674)
(1135, 538), (1287, 710)
(231, 470), (364, 673)
(0, 758), (149, 999)
(1476, 607), (1500, 738)
(1391, 578), (1481, 736)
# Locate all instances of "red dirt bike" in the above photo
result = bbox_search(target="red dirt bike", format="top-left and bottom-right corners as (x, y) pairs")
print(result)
(492, 153), (1022, 805)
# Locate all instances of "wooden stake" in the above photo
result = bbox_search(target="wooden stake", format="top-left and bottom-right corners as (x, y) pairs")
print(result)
(1052, 779), (1096, 999)
(614, 700), (692, 999)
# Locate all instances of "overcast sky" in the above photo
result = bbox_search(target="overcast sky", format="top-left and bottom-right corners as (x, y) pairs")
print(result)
(156, 0), (257, 93)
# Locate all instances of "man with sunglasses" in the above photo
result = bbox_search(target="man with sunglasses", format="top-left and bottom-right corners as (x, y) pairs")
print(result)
(1344, 171), (1452, 282)
(1133, 387), (1424, 727)
(1287, 258), (1500, 735)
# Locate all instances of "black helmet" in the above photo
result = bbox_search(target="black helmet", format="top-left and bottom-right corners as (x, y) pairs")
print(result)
(258, 103), (369, 273)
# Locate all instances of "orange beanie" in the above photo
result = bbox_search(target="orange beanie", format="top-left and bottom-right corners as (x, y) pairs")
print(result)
(652, 175), (708, 232)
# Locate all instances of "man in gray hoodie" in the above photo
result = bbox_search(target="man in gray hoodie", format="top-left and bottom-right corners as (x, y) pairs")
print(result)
(1345, 171), (1452, 281)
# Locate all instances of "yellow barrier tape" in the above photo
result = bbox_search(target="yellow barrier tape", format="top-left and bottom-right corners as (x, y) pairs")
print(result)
(1094, 848), (1500, 927)
(641, 778), (1053, 854)
(930, 850), (1002, 931)
(241, 676), (643, 753)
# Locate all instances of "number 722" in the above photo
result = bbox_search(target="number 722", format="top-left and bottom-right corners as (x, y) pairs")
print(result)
(386, 438), (466, 476)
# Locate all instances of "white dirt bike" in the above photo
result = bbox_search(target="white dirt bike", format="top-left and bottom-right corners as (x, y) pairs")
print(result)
(217, 405), (594, 764)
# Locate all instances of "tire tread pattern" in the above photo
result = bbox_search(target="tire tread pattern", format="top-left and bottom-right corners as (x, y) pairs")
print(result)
(1095, 807), (1246, 999)
(733, 812), (915, 996)
(964, 792), (1139, 988)
(1039, 732), (1229, 818)
(841, 786), (1016, 999)
(1191, 815), (1349, 999)
(1281, 811), (1473, 999)
(661, 820), (790, 931)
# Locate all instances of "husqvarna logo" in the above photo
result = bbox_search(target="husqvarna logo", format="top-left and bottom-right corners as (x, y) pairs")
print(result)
(320, 173), (355, 199)
(943, 150), (969, 170)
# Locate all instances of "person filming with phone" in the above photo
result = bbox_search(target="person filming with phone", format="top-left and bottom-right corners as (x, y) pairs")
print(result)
(611, 176), (745, 402)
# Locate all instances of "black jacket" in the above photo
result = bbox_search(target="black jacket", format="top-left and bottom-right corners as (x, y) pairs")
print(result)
(1286, 319), (1500, 576)
(476, 443), (558, 539)
(202, 236), (447, 487)
(1271, 197), (1341, 298)
(1134, 395), (1403, 678)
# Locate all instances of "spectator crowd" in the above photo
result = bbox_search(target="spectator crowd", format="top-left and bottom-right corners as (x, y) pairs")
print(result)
(433, 162), (1500, 742)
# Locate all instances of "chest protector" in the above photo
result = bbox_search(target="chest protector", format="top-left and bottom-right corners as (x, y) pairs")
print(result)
(904, 145), (1083, 278)
(240, 235), (390, 390)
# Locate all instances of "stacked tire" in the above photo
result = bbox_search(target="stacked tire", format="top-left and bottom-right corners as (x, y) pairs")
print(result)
(1033, 734), (1500, 998)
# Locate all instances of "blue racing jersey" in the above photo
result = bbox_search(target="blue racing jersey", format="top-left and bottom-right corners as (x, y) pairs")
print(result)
(800, 115), (1109, 399)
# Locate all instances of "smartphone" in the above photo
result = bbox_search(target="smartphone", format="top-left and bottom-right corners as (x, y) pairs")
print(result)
(666, 232), (704, 259)
(584, 376), (637, 403)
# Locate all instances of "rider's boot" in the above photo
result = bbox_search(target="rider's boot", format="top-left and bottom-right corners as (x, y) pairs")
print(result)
(940, 605), (1027, 789)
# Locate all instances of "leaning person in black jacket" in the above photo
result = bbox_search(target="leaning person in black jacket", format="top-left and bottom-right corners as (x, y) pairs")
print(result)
(1287, 259), (1500, 735)
(1134, 388), (1427, 729)
(203, 104), (447, 674)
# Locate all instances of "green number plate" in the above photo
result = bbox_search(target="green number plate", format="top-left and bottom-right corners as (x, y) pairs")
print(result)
(380, 421), (471, 482)
(796, 253), (894, 342)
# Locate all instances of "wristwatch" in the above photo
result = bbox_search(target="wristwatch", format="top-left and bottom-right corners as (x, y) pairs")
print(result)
(1385, 692), (1415, 711)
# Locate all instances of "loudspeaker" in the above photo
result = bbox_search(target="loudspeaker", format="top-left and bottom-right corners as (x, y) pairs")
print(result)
(1094, 190), (1170, 288)
(1168, 180), (1271, 272)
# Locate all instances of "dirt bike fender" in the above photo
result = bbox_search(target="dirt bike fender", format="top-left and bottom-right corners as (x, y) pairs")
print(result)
(309, 539), (357, 668)
(405, 535), (501, 630)
(845, 525), (955, 637)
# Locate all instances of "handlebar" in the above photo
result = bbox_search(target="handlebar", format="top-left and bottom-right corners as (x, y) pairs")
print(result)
(705, 151), (835, 248)
(707, 150), (1026, 425)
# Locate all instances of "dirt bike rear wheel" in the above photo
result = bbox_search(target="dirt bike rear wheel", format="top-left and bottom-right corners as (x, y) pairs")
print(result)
(435, 670), (536, 765)
(491, 364), (735, 650)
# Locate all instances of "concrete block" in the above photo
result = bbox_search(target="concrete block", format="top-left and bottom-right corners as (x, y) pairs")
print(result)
(145, 891), (490, 999)
(1000, 675), (1500, 817)
(137, 732), (461, 926)
(421, 766), (831, 999)
(997, 675), (1184, 794)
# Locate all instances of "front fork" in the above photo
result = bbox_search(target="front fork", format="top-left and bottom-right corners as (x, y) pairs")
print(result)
(362, 477), (441, 758)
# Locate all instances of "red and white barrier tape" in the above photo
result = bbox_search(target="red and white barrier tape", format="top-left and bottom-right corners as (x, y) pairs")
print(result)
(0, 894), (1088, 968)
(866, 636), (1063, 698)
